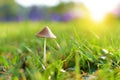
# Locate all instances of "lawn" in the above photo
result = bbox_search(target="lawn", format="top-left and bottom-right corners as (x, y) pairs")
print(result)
(0, 20), (120, 80)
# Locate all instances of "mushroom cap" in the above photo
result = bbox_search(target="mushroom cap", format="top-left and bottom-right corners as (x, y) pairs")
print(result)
(36, 26), (56, 38)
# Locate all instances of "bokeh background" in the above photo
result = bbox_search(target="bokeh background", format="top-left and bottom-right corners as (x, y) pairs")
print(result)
(0, 0), (120, 22)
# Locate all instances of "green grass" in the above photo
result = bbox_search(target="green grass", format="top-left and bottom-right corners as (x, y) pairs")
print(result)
(0, 20), (120, 80)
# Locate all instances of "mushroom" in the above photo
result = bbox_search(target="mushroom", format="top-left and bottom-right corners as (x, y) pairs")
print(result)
(36, 26), (56, 63)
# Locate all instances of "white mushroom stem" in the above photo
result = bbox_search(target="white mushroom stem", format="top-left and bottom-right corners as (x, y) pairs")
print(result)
(44, 38), (46, 63)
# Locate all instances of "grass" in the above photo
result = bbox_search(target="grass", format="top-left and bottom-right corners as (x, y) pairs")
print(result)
(0, 20), (120, 80)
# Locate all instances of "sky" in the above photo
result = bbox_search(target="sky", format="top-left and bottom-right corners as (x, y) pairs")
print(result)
(15, 0), (120, 21)
(15, 0), (60, 7)
(15, 0), (120, 8)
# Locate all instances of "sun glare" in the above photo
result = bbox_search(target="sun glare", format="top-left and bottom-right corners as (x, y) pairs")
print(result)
(15, 0), (119, 22)
(80, 0), (120, 22)
(91, 12), (105, 22)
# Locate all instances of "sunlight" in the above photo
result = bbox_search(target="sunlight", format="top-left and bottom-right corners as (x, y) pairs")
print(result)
(80, 0), (120, 22)
(15, 0), (120, 22)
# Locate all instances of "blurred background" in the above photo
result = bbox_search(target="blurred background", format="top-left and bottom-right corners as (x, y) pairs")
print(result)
(0, 1), (120, 80)
(0, 0), (120, 22)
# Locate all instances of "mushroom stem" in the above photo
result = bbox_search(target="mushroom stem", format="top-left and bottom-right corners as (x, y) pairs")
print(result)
(44, 38), (46, 63)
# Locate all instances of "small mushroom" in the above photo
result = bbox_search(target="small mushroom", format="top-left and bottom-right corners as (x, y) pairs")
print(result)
(36, 26), (56, 63)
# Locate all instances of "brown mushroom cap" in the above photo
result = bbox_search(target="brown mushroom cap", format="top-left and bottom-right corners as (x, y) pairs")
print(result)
(36, 26), (56, 38)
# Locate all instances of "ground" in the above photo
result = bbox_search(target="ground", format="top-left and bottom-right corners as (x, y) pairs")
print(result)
(0, 20), (120, 80)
